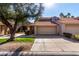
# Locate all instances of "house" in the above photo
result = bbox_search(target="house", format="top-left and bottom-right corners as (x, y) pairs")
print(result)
(0, 22), (9, 35)
(34, 17), (58, 35)
(34, 17), (79, 35)
(58, 18), (79, 35)
(0, 17), (79, 35)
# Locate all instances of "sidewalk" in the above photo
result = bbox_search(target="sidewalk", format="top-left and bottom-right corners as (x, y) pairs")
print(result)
(0, 33), (34, 38)
(0, 34), (24, 38)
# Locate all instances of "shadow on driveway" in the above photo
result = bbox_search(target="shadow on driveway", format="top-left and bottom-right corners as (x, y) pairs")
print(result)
(62, 37), (79, 43)
(36, 34), (79, 43)
(11, 46), (24, 56)
(36, 34), (61, 38)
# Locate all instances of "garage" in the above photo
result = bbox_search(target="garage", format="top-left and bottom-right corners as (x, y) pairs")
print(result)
(36, 26), (57, 35)
(65, 24), (79, 34)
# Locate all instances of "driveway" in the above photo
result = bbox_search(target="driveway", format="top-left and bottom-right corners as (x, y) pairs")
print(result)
(31, 35), (79, 55)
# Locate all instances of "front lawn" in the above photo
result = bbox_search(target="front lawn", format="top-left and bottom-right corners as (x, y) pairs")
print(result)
(0, 37), (35, 52)
(0, 38), (7, 43)
(15, 37), (34, 43)
(0, 37), (35, 43)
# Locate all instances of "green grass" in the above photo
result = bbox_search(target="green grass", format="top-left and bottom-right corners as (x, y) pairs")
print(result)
(15, 38), (34, 42)
(0, 38), (7, 43)
(0, 37), (35, 43)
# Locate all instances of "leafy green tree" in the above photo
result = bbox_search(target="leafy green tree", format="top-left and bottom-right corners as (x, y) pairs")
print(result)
(0, 3), (44, 41)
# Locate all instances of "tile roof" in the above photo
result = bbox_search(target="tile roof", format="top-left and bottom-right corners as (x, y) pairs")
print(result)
(35, 21), (56, 26)
(38, 17), (52, 21)
(58, 18), (79, 24)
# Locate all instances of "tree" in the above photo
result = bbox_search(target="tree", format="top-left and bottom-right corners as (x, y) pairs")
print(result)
(0, 3), (44, 41)
(59, 12), (64, 18)
(71, 16), (74, 18)
(66, 12), (71, 18)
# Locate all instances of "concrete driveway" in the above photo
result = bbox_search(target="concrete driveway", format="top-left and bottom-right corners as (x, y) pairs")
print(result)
(31, 35), (79, 55)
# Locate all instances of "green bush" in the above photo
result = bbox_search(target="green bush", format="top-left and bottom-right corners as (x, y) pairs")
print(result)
(73, 34), (79, 40)
(63, 32), (72, 38)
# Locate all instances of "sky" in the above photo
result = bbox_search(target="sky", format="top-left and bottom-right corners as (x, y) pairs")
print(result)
(43, 3), (79, 17)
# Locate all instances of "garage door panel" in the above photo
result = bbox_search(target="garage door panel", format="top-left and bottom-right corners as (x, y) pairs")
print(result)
(37, 26), (56, 34)
(65, 25), (79, 34)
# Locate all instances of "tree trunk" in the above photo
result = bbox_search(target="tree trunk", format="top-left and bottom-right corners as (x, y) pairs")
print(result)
(7, 20), (18, 42)
(8, 33), (15, 41)
(7, 28), (16, 41)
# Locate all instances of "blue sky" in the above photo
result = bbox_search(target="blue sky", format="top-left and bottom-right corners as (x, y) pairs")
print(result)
(43, 3), (79, 17)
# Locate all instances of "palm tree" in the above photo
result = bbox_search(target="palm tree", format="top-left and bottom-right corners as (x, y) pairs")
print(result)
(59, 12), (64, 18)
(67, 13), (71, 18)
(71, 16), (74, 18)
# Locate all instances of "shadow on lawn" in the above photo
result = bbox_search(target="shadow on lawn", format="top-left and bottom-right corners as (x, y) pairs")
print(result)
(0, 39), (14, 45)
(0, 41), (9, 45)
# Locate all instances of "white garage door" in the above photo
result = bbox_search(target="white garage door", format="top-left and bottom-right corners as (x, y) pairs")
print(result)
(65, 24), (79, 34)
(37, 26), (57, 34)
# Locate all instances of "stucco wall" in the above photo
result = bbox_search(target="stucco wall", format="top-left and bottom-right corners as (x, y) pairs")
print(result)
(65, 24), (79, 34)
(0, 25), (9, 35)
(35, 26), (57, 35)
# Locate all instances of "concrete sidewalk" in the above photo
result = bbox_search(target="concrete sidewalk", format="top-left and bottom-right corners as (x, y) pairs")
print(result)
(0, 33), (34, 38)
(0, 34), (24, 38)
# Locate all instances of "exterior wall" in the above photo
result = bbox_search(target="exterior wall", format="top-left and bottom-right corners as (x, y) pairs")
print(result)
(65, 24), (79, 34)
(59, 23), (79, 35)
(34, 26), (37, 35)
(35, 26), (57, 35)
(34, 21), (57, 35)
(0, 25), (2, 34)
(59, 23), (65, 35)
(0, 25), (9, 35)
(56, 25), (61, 35)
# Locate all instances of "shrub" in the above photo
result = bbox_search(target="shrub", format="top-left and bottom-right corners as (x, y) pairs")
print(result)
(27, 31), (30, 35)
(73, 34), (79, 40)
(63, 32), (72, 38)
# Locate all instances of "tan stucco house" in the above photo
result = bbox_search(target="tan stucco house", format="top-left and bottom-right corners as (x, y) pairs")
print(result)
(0, 22), (9, 35)
(34, 17), (79, 35)
(0, 17), (79, 35)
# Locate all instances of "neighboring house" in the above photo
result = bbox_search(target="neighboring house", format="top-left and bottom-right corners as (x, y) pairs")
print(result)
(58, 18), (79, 35)
(0, 17), (79, 35)
(0, 22), (9, 35)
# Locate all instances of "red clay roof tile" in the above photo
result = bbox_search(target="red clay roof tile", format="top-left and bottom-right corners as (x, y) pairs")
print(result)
(58, 18), (79, 24)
